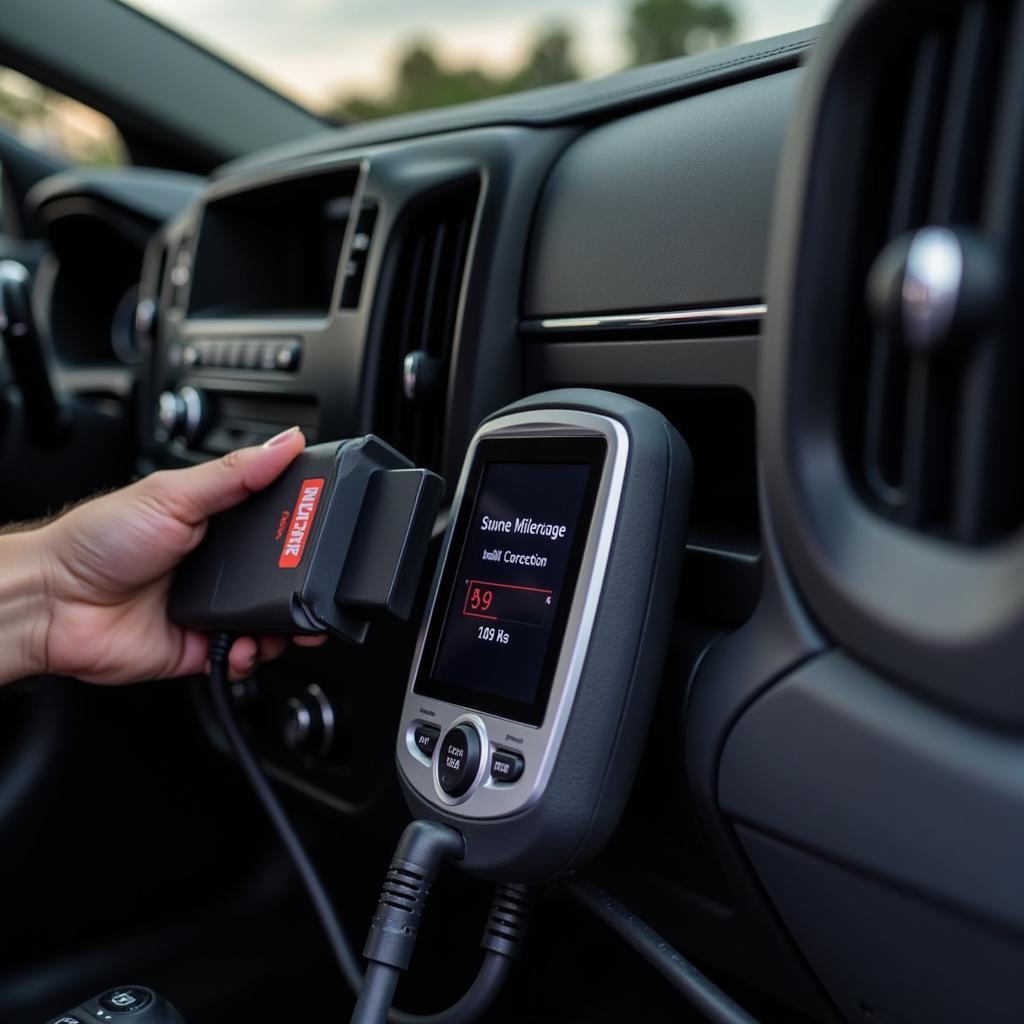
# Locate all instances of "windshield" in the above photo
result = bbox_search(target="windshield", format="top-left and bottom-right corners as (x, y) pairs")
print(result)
(123, 0), (834, 121)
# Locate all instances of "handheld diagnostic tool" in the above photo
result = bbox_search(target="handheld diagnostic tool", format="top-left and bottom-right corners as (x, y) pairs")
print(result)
(397, 390), (691, 881)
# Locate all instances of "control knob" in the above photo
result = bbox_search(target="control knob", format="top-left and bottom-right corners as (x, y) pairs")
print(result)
(280, 683), (335, 757)
(156, 385), (206, 444)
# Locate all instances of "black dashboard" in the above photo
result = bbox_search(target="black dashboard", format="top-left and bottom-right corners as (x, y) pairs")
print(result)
(14, 7), (1024, 1021)
(125, 34), (821, 1018)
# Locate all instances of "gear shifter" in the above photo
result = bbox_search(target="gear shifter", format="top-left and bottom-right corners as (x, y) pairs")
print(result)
(46, 985), (186, 1024)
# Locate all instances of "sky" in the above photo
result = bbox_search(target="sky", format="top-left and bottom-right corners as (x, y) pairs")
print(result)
(124, 0), (837, 110)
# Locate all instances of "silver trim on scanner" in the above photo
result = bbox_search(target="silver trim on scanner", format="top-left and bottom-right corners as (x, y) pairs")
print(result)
(520, 303), (767, 334)
(396, 410), (629, 820)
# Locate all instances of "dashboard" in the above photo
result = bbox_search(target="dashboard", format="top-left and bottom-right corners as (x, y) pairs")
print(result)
(127, 43), (818, 1015)
(14, 6), (1024, 1022)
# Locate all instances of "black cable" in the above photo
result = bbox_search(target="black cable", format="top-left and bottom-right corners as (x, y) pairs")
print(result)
(353, 818), (466, 1024)
(210, 639), (751, 1023)
(207, 634), (364, 988)
(350, 957), (515, 1024)
(405, 954), (511, 1024)
(564, 878), (759, 1024)
(351, 963), (401, 1024)
(207, 634), (523, 1024)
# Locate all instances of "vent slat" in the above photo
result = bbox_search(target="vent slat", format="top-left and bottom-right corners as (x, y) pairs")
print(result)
(949, 0), (1024, 539)
(862, 32), (948, 507)
(373, 178), (480, 471)
(420, 221), (447, 355)
(442, 216), (470, 344)
(399, 234), (427, 356)
(978, 0), (1024, 251)
(844, 0), (1021, 544)
(900, 354), (958, 529)
(929, 2), (998, 224)
(890, 31), (949, 235)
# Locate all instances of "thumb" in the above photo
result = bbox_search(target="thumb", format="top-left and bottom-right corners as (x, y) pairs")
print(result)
(150, 426), (307, 524)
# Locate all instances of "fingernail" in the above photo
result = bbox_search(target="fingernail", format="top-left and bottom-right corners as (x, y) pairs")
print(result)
(263, 425), (300, 448)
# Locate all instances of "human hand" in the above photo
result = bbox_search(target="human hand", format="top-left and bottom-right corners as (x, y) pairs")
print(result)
(8, 426), (325, 685)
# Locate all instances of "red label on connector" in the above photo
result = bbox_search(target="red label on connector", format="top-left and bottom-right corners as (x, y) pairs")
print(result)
(278, 477), (325, 569)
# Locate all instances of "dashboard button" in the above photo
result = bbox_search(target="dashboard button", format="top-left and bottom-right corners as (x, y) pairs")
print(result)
(340, 204), (377, 307)
(156, 390), (182, 434)
(98, 987), (153, 1013)
(259, 344), (278, 370)
(275, 340), (301, 371)
(47, 1016), (84, 1024)
(438, 724), (481, 797)
(413, 723), (440, 757)
(240, 341), (259, 369)
(490, 749), (524, 784)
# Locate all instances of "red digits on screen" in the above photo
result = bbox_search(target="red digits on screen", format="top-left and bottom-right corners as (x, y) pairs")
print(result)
(469, 586), (494, 612)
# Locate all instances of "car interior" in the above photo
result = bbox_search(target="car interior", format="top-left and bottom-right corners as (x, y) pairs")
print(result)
(3, 0), (1023, 1021)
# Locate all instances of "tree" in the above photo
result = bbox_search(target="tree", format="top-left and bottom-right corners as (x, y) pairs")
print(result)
(509, 26), (580, 92)
(626, 0), (736, 66)
(329, 25), (581, 122)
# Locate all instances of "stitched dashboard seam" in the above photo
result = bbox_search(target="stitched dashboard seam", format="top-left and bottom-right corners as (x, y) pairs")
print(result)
(535, 38), (816, 120)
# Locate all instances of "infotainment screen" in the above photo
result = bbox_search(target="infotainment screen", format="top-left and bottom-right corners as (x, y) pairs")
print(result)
(414, 435), (605, 726)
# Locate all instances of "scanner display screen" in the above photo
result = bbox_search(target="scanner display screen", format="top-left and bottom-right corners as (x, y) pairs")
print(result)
(415, 435), (605, 726)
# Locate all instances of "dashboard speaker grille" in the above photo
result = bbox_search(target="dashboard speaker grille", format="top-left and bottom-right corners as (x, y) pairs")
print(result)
(832, 0), (1024, 543)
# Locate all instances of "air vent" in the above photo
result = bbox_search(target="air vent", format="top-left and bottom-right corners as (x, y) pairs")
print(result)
(373, 177), (480, 472)
(763, 0), (1024, 715)
(833, 0), (1024, 543)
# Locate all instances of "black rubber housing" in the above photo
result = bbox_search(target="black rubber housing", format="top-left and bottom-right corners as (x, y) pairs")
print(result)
(403, 389), (692, 881)
(169, 437), (440, 642)
(362, 820), (465, 972)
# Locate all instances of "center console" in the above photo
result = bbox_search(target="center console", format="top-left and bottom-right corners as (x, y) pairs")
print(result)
(139, 127), (574, 827)
(149, 162), (374, 455)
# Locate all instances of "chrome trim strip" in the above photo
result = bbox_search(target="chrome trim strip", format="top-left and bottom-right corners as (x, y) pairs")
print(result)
(521, 303), (767, 333)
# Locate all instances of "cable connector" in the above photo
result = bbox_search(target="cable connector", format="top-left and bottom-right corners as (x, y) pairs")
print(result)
(480, 883), (533, 961)
(207, 631), (233, 666)
(363, 819), (466, 972)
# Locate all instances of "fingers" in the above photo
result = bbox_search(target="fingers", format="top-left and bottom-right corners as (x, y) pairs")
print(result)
(258, 635), (288, 663)
(185, 630), (325, 684)
(294, 634), (328, 648)
(228, 636), (259, 680)
(150, 426), (306, 524)
(223, 633), (321, 681)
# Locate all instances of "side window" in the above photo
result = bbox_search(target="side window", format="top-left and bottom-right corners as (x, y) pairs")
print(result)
(0, 67), (126, 166)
